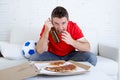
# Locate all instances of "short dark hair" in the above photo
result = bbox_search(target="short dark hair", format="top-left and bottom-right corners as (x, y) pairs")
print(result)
(51, 6), (69, 20)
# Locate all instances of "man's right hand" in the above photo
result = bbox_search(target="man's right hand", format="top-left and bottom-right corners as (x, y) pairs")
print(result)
(44, 18), (53, 32)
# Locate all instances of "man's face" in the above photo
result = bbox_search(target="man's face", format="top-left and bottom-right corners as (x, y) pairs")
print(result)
(52, 17), (68, 33)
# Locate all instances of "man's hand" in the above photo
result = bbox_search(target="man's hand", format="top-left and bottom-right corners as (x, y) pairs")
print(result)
(44, 18), (53, 31)
(61, 31), (74, 45)
(61, 31), (90, 51)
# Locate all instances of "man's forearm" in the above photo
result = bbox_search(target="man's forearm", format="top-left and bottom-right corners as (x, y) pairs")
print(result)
(36, 30), (49, 54)
(71, 40), (90, 52)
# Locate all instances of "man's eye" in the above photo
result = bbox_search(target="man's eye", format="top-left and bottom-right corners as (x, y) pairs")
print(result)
(62, 22), (66, 25)
(55, 23), (59, 26)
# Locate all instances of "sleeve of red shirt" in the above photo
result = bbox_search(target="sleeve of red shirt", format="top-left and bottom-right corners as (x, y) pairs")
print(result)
(73, 23), (84, 40)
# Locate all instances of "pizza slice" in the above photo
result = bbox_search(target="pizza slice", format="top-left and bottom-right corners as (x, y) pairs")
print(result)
(45, 64), (77, 72)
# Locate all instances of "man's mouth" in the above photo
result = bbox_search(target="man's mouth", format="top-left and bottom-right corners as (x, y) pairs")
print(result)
(58, 29), (65, 34)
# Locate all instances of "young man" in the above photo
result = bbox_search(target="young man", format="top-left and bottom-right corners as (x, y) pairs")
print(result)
(30, 6), (97, 66)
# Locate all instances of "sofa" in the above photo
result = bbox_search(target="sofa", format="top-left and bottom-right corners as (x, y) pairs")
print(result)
(0, 26), (119, 80)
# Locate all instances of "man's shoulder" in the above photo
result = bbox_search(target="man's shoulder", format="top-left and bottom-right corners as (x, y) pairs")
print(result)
(68, 21), (78, 28)
(68, 21), (76, 24)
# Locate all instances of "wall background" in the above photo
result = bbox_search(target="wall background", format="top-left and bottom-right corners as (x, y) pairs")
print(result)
(0, 0), (120, 47)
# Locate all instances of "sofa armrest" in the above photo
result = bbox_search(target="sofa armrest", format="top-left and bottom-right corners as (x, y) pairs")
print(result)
(119, 50), (120, 80)
(98, 43), (120, 62)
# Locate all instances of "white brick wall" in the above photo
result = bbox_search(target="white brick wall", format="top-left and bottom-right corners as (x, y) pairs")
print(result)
(0, 0), (120, 47)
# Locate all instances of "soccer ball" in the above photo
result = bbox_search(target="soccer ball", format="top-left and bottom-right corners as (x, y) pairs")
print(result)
(22, 40), (37, 59)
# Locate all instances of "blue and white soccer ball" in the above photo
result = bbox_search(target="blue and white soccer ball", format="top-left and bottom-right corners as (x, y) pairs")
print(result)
(22, 40), (37, 59)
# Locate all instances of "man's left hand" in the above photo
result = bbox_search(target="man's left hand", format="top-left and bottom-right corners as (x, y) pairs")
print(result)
(61, 31), (74, 45)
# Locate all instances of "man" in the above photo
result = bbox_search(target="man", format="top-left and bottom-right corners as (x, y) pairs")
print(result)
(30, 6), (97, 66)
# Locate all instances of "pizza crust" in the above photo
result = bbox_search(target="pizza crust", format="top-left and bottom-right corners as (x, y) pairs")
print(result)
(50, 61), (65, 66)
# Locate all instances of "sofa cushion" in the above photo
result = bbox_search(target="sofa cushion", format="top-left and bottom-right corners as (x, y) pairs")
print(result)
(0, 42), (25, 60)
(10, 27), (40, 45)
(96, 56), (118, 76)
(81, 26), (98, 55)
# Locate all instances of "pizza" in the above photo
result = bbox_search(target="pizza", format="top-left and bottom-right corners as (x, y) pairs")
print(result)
(50, 61), (65, 66)
(45, 64), (77, 72)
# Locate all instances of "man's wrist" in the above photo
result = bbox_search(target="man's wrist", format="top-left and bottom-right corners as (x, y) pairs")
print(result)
(70, 39), (77, 47)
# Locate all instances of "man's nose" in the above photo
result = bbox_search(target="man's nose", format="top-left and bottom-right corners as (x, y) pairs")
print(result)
(58, 24), (63, 28)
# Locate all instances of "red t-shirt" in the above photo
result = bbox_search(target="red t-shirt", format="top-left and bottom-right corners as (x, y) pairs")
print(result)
(40, 21), (84, 56)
